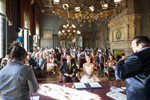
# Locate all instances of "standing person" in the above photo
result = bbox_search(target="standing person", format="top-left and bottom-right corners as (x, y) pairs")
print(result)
(104, 46), (108, 58)
(59, 54), (78, 83)
(96, 53), (104, 77)
(115, 36), (150, 100)
(0, 42), (39, 100)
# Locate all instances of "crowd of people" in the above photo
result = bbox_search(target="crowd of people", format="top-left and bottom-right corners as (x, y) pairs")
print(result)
(0, 42), (118, 80)
(0, 36), (150, 100)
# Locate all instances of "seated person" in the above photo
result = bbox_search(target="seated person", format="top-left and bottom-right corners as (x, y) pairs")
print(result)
(47, 54), (58, 74)
(35, 52), (47, 77)
(105, 55), (117, 71)
(80, 56), (100, 82)
(0, 58), (8, 70)
(25, 52), (31, 66)
(29, 53), (37, 67)
(59, 54), (78, 83)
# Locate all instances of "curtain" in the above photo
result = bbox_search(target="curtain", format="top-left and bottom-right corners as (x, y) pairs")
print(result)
(18, 0), (31, 34)
(6, 0), (12, 25)
(34, 7), (40, 38)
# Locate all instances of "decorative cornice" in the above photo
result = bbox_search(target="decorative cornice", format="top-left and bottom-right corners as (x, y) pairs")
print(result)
(108, 14), (142, 28)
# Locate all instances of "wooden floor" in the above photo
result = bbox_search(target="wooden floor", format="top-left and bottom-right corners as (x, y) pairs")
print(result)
(37, 72), (115, 84)
(37, 60), (116, 84)
(37, 73), (60, 84)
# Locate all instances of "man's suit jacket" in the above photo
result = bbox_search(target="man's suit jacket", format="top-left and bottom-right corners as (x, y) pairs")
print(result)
(115, 47), (150, 100)
(55, 49), (58, 54)
(57, 53), (61, 61)
(35, 57), (39, 66)
(39, 58), (47, 67)
(35, 57), (47, 67)
(96, 56), (104, 65)
(59, 61), (78, 77)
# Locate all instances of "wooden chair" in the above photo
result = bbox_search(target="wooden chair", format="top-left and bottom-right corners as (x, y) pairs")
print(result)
(104, 64), (115, 80)
(61, 57), (76, 64)
(93, 63), (100, 76)
(78, 57), (86, 79)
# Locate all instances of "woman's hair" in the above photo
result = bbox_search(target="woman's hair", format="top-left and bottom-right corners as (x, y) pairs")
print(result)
(86, 56), (91, 61)
(109, 55), (114, 60)
(9, 41), (27, 60)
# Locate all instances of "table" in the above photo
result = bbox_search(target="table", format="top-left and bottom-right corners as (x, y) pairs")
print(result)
(32, 81), (126, 100)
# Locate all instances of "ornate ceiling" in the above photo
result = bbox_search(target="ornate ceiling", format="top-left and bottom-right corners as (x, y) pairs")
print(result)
(34, 0), (127, 28)
(35, 0), (127, 17)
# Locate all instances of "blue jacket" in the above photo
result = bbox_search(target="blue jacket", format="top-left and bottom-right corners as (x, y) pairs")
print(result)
(115, 47), (150, 100)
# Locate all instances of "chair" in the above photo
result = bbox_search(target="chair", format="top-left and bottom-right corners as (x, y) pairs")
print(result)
(61, 57), (76, 64)
(78, 57), (86, 79)
(104, 64), (115, 80)
(93, 63), (99, 76)
(59, 57), (77, 83)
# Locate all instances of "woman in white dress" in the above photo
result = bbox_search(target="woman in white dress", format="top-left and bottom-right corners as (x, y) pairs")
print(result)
(47, 54), (58, 73)
(80, 56), (100, 82)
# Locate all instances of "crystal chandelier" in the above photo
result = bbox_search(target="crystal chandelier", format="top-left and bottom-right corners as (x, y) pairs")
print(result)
(58, 20), (81, 40)
(51, 0), (127, 27)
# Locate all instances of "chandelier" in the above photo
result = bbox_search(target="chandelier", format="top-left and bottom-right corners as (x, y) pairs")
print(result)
(51, 0), (127, 27)
(58, 20), (81, 40)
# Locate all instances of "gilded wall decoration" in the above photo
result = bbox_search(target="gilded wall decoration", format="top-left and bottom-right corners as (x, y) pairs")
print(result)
(113, 28), (125, 41)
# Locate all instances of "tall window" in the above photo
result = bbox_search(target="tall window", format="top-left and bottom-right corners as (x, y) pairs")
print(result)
(24, 29), (28, 51)
(0, 0), (6, 15)
(0, 0), (6, 58)
(0, 16), (3, 58)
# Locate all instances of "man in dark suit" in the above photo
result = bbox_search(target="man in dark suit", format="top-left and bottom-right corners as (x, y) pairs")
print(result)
(104, 46), (108, 58)
(96, 53), (104, 77)
(59, 54), (78, 83)
(55, 47), (59, 54)
(115, 36), (150, 100)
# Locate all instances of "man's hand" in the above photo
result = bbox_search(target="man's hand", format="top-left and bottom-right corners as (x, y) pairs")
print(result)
(64, 73), (70, 77)
(121, 56), (128, 61)
(70, 74), (74, 77)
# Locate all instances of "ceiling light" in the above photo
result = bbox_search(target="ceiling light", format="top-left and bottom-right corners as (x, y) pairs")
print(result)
(53, 0), (60, 4)
(102, 3), (108, 9)
(89, 6), (94, 12)
(75, 7), (80, 12)
(58, 31), (61, 34)
(72, 24), (76, 28)
(73, 30), (76, 32)
(67, 30), (70, 32)
(77, 31), (81, 34)
(114, 0), (121, 3)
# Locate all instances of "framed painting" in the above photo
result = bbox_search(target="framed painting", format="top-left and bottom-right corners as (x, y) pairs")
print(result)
(113, 28), (125, 41)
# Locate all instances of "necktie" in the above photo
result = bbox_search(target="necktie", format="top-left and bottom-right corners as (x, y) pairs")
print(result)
(68, 62), (71, 71)
(99, 57), (103, 64)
